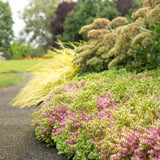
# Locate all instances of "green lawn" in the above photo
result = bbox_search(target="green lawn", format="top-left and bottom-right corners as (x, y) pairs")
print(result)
(0, 74), (24, 88)
(0, 59), (46, 73)
(0, 59), (47, 88)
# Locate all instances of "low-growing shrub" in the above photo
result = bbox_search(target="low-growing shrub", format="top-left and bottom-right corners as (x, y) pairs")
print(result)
(33, 68), (160, 159)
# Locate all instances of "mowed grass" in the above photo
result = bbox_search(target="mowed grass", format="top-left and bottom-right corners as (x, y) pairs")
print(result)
(0, 59), (47, 88)
(0, 59), (45, 73)
(0, 74), (24, 89)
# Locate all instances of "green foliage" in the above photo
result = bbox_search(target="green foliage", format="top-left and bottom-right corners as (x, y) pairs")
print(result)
(0, 0), (13, 58)
(57, 0), (99, 42)
(8, 42), (45, 59)
(97, 0), (121, 19)
(0, 74), (24, 88)
(58, 0), (121, 42)
(74, 1), (160, 73)
(33, 68), (160, 159)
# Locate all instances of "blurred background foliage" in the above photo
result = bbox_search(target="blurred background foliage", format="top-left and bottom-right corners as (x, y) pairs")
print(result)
(0, 0), (13, 59)
(0, 0), (142, 60)
(8, 42), (45, 59)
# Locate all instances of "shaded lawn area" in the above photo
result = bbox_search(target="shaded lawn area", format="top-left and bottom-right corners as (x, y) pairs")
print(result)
(0, 59), (46, 73)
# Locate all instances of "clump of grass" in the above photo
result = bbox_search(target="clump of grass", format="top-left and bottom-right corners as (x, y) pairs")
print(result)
(10, 42), (79, 108)
(0, 74), (24, 88)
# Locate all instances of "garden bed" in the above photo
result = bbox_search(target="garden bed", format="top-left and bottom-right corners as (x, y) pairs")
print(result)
(33, 69), (160, 160)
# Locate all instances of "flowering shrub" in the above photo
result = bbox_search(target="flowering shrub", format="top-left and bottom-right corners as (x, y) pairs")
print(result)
(73, 0), (160, 73)
(33, 68), (160, 159)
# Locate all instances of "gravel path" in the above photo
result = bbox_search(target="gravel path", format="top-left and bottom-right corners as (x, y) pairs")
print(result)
(0, 73), (67, 160)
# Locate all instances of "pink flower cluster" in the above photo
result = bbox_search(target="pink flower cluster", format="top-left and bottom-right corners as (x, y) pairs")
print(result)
(35, 91), (160, 160)
(36, 94), (116, 145)
(97, 94), (117, 110)
(102, 122), (160, 160)
(43, 92), (54, 106)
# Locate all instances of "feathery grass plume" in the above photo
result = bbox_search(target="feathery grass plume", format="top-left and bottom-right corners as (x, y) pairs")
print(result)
(92, 18), (111, 29)
(111, 17), (129, 29)
(11, 42), (79, 108)
(131, 31), (153, 47)
(87, 29), (110, 40)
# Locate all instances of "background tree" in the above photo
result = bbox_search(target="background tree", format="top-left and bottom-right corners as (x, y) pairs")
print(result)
(57, 0), (100, 42)
(98, 0), (121, 19)
(0, 0), (13, 59)
(50, 1), (76, 47)
(20, 0), (59, 50)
